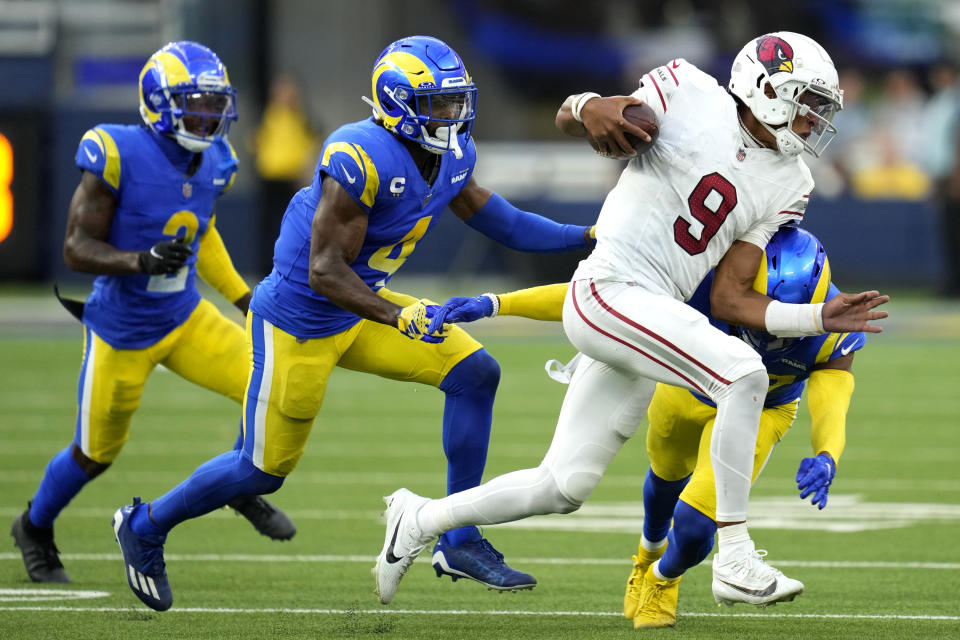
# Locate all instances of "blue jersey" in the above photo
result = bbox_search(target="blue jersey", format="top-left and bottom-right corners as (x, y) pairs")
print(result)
(77, 124), (238, 349)
(251, 117), (477, 338)
(686, 273), (866, 408)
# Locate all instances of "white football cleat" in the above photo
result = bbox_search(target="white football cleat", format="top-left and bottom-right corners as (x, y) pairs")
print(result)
(712, 547), (804, 607)
(374, 488), (432, 605)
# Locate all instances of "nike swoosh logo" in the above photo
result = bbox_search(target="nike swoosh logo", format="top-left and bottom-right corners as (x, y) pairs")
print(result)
(718, 578), (777, 598)
(84, 146), (98, 162)
(840, 345), (853, 356)
(341, 164), (357, 184)
(385, 513), (404, 564)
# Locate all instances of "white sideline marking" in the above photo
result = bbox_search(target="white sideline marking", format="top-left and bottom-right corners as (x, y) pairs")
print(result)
(3, 494), (959, 533)
(0, 606), (955, 621)
(0, 588), (109, 602)
(1, 552), (958, 570)
(495, 495), (960, 533)
(2, 469), (960, 494)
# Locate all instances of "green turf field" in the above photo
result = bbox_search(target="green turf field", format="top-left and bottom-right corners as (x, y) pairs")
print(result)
(1, 309), (959, 639)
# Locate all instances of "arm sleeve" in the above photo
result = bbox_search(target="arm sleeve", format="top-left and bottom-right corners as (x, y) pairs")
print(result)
(196, 216), (251, 304)
(498, 283), (568, 321)
(806, 368), (854, 464)
(465, 193), (589, 252)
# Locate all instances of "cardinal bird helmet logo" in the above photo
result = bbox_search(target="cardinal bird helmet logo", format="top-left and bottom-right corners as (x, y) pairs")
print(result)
(756, 35), (794, 75)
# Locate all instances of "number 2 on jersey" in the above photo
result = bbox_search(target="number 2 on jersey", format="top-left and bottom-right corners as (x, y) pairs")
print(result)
(674, 172), (737, 256)
(147, 210), (199, 293)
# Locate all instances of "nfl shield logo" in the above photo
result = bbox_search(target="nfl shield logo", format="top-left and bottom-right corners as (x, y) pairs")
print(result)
(182, 182), (193, 198)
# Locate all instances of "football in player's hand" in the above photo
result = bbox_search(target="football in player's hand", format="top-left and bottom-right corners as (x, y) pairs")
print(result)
(622, 103), (659, 154)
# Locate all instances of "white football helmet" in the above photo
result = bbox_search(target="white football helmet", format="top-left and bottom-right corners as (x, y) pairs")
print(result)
(729, 32), (842, 157)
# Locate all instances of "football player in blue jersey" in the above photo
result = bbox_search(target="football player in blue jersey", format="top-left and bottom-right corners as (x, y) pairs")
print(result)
(111, 35), (597, 611)
(422, 227), (862, 627)
(10, 41), (295, 585)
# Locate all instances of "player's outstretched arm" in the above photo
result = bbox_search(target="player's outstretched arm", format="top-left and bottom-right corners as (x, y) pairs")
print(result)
(713, 241), (890, 336)
(426, 283), (567, 334)
(309, 176), (444, 342)
(555, 93), (650, 158)
(450, 178), (594, 251)
(821, 291), (889, 333)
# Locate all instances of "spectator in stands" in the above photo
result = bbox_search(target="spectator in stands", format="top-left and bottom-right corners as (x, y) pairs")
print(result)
(850, 69), (930, 200)
(253, 75), (318, 276)
(924, 63), (960, 296)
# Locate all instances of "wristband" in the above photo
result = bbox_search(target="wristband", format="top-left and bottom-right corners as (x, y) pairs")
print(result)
(481, 293), (500, 317)
(764, 300), (824, 337)
(572, 92), (600, 123)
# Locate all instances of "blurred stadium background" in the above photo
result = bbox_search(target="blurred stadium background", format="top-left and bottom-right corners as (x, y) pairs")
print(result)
(1, 0), (960, 291)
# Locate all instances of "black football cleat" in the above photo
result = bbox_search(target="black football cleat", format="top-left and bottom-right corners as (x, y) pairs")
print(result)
(227, 495), (296, 541)
(11, 509), (71, 583)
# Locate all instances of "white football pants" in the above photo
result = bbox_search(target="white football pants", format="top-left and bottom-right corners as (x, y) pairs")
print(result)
(425, 279), (766, 532)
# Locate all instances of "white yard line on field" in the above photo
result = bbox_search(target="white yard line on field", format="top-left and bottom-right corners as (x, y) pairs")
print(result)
(0, 605), (956, 621)
(1, 552), (958, 570)
(4, 494), (959, 534)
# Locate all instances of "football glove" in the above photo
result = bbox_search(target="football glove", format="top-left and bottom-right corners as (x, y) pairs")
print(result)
(138, 236), (192, 275)
(396, 300), (447, 343)
(426, 294), (497, 334)
(796, 452), (835, 510)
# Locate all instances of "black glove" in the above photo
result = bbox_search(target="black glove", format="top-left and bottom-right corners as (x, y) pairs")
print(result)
(138, 236), (192, 275)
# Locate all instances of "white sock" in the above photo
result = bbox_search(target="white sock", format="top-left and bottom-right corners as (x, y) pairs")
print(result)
(651, 559), (667, 580)
(415, 499), (453, 539)
(716, 522), (752, 563)
(641, 535), (668, 552)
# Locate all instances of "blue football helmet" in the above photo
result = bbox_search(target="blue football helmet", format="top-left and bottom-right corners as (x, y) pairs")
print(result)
(139, 41), (238, 152)
(362, 35), (477, 158)
(739, 226), (833, 351)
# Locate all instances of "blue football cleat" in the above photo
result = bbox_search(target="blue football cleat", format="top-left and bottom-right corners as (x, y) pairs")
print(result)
(112, 497), (172, 612)
(431, 535), (537, 591)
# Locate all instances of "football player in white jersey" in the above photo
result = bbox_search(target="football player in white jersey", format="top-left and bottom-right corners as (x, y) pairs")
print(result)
(373, 32), (889, 608)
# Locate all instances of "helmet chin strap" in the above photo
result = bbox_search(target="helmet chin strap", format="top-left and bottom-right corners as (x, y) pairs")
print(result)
(773, 128), (804, 156)
(430, 125), (463, 159)
(175, 133), (212, 152)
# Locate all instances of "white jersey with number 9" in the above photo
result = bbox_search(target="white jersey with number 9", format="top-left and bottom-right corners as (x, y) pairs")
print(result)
(574, 59), (813, 301)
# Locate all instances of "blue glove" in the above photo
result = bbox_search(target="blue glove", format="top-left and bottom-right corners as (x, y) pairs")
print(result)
(426, 294), (496, 334)
(795, 453), (835, 510)
(396, 300), (446, 343)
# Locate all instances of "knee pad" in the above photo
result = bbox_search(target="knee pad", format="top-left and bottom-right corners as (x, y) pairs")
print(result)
(442, 349), (501, 396)
(669, 501), (717, 566)
(716, 369), (768, 404)
(538, 466), (582, 514)
(544, 456), (605, 511)
(276, 362), (325, 420)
